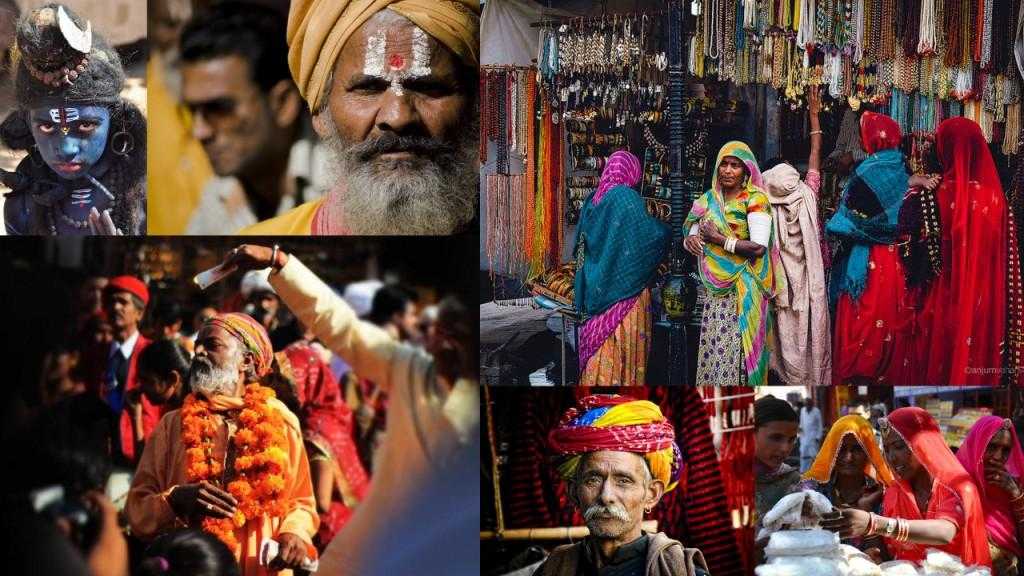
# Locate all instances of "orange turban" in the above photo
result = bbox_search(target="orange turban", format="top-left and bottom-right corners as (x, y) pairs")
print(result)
(287, 0), (480, 112)
(205, 313), (273, 378)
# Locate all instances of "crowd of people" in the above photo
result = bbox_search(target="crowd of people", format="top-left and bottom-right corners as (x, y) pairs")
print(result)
(755, 396), (1024, 575)
(574, 81), (1022, 385)
(3, 243), (478, 576)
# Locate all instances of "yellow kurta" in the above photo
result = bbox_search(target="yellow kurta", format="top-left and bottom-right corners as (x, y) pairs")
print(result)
(269, 257), (479, 574)
(125, 395), (319, 576)
(236, 199), (324, 235)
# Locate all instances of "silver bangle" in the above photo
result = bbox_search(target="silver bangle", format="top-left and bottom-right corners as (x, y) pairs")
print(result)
(270, 244), (280, 274)
(725, 237), (737, 253)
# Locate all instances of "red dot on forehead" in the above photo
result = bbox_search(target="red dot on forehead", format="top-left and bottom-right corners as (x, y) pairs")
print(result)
(388, 53), (405, 69)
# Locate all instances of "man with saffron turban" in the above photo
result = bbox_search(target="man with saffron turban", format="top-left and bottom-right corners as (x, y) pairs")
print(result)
(238, 0), (479, 236)
(537, 394), (710, 576)
(126, 313), (319, 575)
(956, 416), (1024, 575)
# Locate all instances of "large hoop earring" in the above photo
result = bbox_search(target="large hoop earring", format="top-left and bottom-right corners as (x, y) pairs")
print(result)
(111, 125), (134, 156)
(111, 107), (134, 157)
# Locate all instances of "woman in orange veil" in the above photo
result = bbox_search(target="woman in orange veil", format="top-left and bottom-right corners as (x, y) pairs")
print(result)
(805, 415), (895, 553)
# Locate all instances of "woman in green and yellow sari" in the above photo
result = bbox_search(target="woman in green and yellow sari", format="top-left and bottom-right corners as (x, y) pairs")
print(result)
(683, 141), (783, 385)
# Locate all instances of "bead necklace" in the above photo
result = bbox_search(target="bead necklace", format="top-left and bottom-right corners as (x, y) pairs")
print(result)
(1006, 212), (1024, 384)
(870, 0), (882, 59)
(707, 0), (721, 60)
(853, 0), (865, 63)
(479, 72), (489, 163)
(816, 0), (832, 48)
(841, 0), (855, 50)
(882, 0), (897, 59)
(723, 0), (738, 81)
(981, 0), (993, 68)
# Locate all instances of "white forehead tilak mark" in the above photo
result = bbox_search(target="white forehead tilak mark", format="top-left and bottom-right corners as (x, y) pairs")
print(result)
(49, 107), (80, 123)
(363, 26), (433, 97)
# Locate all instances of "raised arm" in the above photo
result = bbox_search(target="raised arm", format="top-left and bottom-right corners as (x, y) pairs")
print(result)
(224, 245), (401, 391)
(808, 85), (823, 174)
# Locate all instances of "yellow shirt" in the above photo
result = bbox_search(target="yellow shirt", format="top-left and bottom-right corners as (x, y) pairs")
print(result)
(236, 199), (324, 235)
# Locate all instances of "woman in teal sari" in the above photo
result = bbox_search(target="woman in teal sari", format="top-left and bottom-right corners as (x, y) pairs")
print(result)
(573, 150), (670, 384)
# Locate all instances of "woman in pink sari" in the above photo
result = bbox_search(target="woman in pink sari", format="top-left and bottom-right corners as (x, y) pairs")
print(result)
(956, 416), (1024, 575)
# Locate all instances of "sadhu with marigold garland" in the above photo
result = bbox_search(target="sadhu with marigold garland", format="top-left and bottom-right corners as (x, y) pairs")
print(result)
(125, 313), (319, 575)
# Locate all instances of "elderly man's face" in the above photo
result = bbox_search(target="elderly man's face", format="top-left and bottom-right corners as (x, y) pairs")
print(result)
(326, 13), (467, 151)
(246, 290), (280, 330)
(191, 325), (248, 397)
(316, 10), (477, 235)
(571, 451), (662, 541)
(80, 276), (108, 313)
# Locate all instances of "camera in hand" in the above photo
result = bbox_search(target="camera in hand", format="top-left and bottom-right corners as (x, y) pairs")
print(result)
(30, 484), (103, 552)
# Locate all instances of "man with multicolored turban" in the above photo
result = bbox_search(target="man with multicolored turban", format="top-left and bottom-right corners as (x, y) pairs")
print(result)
(538, 394), (710, 576)
(237, 0), (479, 236)
(126, 312), (319, 575)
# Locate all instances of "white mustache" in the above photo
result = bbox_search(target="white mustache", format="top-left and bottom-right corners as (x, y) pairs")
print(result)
(583, 503), (630, 522)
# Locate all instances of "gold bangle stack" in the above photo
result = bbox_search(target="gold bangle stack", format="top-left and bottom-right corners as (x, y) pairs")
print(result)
(895, 518), (910, 542)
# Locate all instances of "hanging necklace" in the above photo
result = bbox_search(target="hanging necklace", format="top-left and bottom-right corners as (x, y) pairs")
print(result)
(918, 0), (936, 54)
(980, 0), (993, 69)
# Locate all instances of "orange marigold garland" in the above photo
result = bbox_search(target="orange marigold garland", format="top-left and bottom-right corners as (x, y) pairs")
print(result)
(182, 384), (289, 552)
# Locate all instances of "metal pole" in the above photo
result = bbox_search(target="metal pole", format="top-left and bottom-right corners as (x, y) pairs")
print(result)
(663, 0), (689, 385)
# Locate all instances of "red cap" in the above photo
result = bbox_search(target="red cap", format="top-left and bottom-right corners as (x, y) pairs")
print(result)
(106, 275), (149, 307)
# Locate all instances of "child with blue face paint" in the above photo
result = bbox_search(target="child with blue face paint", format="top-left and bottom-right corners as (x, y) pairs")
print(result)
(0, 3), (146, 235)
(28, 105), (111, 179)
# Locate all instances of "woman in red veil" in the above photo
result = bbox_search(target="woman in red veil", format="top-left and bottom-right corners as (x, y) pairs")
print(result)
(823, 407), (991, 567)
(917, 117), (1023, 384)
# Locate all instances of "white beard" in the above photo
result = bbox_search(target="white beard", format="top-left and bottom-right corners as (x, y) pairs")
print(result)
(317, 112), (478, 235)
(188, 354), (240, 397)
